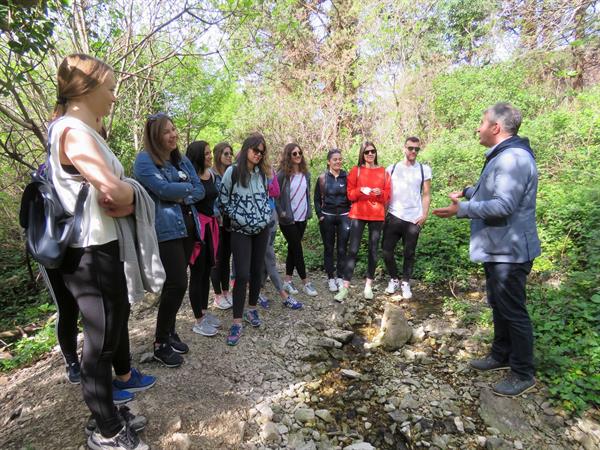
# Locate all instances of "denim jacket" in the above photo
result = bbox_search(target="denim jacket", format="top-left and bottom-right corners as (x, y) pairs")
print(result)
(133, 151), (204, 243)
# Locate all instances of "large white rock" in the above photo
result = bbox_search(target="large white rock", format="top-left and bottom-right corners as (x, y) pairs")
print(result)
(380, 303), (412, 350)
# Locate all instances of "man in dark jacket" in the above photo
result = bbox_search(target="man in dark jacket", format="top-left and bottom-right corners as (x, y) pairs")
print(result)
(434, 102), (541, 397)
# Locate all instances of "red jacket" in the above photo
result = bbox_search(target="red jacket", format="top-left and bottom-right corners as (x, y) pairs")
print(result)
(347, 165), (391, 221)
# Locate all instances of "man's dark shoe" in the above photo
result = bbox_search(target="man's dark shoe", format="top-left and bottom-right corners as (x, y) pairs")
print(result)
(493, 371), (536, 397)
(470, 355), (510, 371)
(153, 342), (183, 368)
(66, 361), (81, 384)
(168, 332), (189, 354)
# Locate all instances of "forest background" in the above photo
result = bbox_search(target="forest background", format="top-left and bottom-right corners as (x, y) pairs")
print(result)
(0, 0), (598, 415)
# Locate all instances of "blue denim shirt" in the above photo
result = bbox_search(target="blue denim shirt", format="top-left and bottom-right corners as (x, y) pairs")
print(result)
(133, 151), (204, 243)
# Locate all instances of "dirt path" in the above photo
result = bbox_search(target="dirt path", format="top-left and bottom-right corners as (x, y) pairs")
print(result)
(0, 274), (596, 450)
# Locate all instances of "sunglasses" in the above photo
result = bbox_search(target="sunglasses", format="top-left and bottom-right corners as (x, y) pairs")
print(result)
(147, 112), (168, 122)
(364, 149), (377, 155)
(251, 148), (265, 156)
(406, 146), (421, 152)
(222, 151), (234, 157)
(292, 151), (303, 157)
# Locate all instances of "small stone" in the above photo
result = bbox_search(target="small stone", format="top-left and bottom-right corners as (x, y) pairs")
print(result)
(295, 408), (316, 423)
(514, 440), (523, 449)
(171, 432), (192, 450)
(316, 337), (343, 348)
(340, 369), (361, 379)
(343, 443), (376, 450)
(261, 421), (281, 443)
(315, 409), (334, 423)
(485, 436), (511, 449)
(324, 329), (355, 343)
(167, 415), (182, 433)
(477, 436), (487, 447)
(454, 416), (465, 433)
(364, 422), (372, 430)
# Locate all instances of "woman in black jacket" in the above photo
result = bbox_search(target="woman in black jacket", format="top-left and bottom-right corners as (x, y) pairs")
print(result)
(314, 149), (351, 293)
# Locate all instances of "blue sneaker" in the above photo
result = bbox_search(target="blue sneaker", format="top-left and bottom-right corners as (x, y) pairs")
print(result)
(227, 324), (243, 346)
(258, 294), (270, 309)
(243, 309), (261, 327)
(283, 295), (303, 310)
(113, 368), (156, 393)
(112, 386), (134, 405)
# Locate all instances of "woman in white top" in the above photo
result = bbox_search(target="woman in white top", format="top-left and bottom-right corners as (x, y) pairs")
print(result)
(275, 143), (318, 297)
(50, 54), (149, 450)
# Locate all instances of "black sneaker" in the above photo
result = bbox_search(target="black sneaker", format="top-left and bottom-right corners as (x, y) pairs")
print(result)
(493, 371), (536, 397)
(85, 405), (148, 437)
(168, 332), (189, 354)
(87, 423), (148, 450)
(66, 361), (81, 384)
(469, 355), (510, 371)
(153, 342), (183, 368)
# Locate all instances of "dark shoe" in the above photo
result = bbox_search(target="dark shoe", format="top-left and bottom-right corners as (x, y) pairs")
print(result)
(113, 368), (156, 393)
(493, 371), (536, 397)
(87, 423), (149, 450)
(85, 405), (147, 436)
(168, 332), (189, 354)
(66, 361), (81, 384)
(470, 355), (510, 371)
(153, 342), (183, 368)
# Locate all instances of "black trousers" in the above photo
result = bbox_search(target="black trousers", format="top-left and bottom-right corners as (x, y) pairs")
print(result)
(484, 261), (535, 379)
(231, 228), (269, 319)
(210, 225), (231, 294)
(344, 219), (383, 281)
(155, 213), (195, 343)
(382, 214), (421, 281)
(189, 226), (214, 319)
(59, 240), (129, 437)
(279, 220), (307, 279)
(319, 214), (351, 279)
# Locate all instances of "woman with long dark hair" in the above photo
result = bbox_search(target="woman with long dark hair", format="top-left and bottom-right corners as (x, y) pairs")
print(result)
(219, 134), (272, 345)
(186, 140), (222, 336)
(210, 142), (234, 310)
(133, 113), (204, 367)
(335, 142), (390, 301)
(276, 143), (318, 297)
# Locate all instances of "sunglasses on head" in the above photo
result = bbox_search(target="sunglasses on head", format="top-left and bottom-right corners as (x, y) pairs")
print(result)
(292, 150), (303, 157)
(251, 147), (265, 156)
(406, 146), (421, 152)
(147, 112), (168, 122)
(364, 149), (376, 155)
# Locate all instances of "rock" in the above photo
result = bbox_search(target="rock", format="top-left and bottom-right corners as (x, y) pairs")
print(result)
(139, 352), (154, 363)
(478, 389), (533, 437)
(453, 416), (465, 433)
(328, 348), (346, 360)
(343, 443), (376, 450)
(288, 432), (305, 448)
(299, 440), (317, 450)
(324, 329), (355, 343)
(340, 369), (361, 379)
(485, 436), (511, 449)
(315, 409), (334, 423)
(170, 432), (192, 450)
(514, 440), (523, 449)
(315, 337), (343, 349)
(364, 421), (372, 430)
(295, 408), (316, 423)
(167, 415), (182, 433)
(261, 421), (281, 443)
(573, 416), (600, 450)
(256, 404), (274, 424)
(379, 303), (412, 350)
(431, 433), (450, 449)
(399, 394), (419, 410)
(388, 410), (409, 423)
(411, 325), (426, 343)
(476, 436), (487, 447)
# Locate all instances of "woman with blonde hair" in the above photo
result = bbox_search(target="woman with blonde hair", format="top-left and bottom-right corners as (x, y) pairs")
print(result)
(50, 54), (151, 450)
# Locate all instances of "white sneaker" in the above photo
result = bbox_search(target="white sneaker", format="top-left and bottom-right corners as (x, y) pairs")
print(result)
(224, 292), (233, 308)
(283, 281), (299, 295)
(303, 282), (318, 296)
(204, 312), (222, 328)
(385, 279), (400, 295)
(336, 278), (344, 288)
(87, 424), (149, 450)
(328, 278), (338, 292)
(192, 318), (218, 336)
(401, 281), (412, 299)
(363, 284), (374, 300)
(213, 295), (231, 310)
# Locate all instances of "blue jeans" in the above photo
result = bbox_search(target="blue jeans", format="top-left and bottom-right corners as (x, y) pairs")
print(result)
(484, 261), (535, 379)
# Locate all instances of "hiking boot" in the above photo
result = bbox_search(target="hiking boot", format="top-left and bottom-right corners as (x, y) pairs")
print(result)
(282, 281), (299, 295)
(258, 293), (270, 309)
(226, 323), (243, 346)
(112, 387), (135, 405)
(283, 295), (303, 310)
(493, 371), (536, 397)
(385, 279), (400, 295)
(66, 361), (81, 384)
(470, 355), (510, 371)
(401, 281), (412, 299)
(303, 282), (318, 297)
(113, 368), (156, 393)
(243, 309), (261, 327)
(192, 318), (218, 337)
(153, 342), (183, 368)
(87, 423), (149, 450)
(214, 295), (231, 310)
(85, 405), (147, 437)
(327, 278), (338, 292)
(204, 312), (222, 328)
(363, 284), (374, 300)
(334, 286), (348, 302)
(168, 332), (189, 354)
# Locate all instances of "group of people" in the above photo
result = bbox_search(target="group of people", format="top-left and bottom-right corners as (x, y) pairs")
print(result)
(41, 52), (541, 450)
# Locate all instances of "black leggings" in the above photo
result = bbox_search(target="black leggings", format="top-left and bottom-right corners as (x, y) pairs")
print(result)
(59, 240), (129, 437)
(382, 214), (421, 281)
(319, 214), (351, 279)
(156, 214), (195, 343)
(210, 225), (231, 294)
(231, 228), (269, 319)
(189, 226), (214, 319)
(279, 220), (307, 279)
(344, 219), (383, 281)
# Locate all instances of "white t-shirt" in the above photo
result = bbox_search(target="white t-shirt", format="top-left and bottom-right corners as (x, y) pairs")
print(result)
(290, 173), (308, 222)
(49, 116), (123, 247)
(386, 161), (432, 223)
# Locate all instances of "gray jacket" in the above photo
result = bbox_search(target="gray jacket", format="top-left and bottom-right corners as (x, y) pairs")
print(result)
(276, 170), (312, 225)
(457, 136), (541, 263)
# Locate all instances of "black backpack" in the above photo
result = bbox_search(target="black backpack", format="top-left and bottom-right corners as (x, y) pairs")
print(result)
(19, 126), (89, 269)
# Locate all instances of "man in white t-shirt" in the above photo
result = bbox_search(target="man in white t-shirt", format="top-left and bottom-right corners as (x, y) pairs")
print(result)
(382, 136), (432, 298)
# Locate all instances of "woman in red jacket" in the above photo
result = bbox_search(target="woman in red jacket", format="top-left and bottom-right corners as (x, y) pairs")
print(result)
(335, 142), (391, 301)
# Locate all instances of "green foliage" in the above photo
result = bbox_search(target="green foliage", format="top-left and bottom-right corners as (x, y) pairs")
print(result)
(0, 318), (57, 372)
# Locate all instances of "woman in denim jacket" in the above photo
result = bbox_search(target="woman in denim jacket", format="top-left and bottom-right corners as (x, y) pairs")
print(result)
(133, 113), (204, 368)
